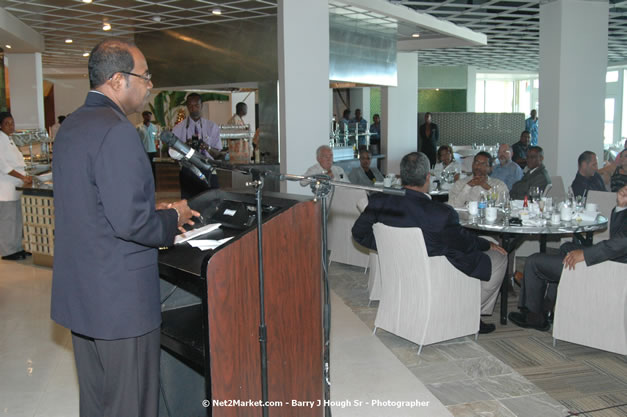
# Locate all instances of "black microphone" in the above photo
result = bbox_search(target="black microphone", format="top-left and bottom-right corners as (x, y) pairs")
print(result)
(160, 130), (214, 173)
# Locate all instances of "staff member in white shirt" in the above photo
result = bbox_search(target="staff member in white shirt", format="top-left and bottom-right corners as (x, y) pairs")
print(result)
(0, 112), (32, 261)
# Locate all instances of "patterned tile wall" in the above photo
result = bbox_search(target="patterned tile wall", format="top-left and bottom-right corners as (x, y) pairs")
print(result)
(419, 112), (526, 147)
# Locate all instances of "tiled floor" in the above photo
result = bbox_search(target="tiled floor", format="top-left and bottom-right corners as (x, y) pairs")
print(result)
(330, 261), (627, 417)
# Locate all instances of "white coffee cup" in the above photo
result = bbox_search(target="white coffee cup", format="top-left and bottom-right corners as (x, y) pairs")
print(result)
(560, 205), (572, 221)
(383, 177), (392, 187)
(468, 201), (479, 216)
(585, 202), (598, 212)
(551, 213), (561, 225)
(486, 207), (498, 222)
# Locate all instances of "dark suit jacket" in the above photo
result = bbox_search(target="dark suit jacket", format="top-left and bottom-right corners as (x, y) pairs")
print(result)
(510, 164), (551, 200)
(51, 92), (179, 340)
(584, 208), (627, 266)
(571, 172), (606, 197)
(418, 122), (439, 167)
(352, 189), (493, 281)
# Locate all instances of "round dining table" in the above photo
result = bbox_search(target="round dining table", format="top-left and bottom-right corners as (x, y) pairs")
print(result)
(458, 210), (608, 324)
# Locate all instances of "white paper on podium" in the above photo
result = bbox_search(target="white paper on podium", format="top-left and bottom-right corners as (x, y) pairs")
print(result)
(187, 237), (234, 251)
(174, 223), (222, 245)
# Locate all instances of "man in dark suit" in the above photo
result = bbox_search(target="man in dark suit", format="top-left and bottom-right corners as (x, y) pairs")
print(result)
(352, 152), (507, 334)
(510, 146), (552, 200)
(51, 39), (198, 417)
(509, 184), (627, 331)
(418, 112), (439, 167)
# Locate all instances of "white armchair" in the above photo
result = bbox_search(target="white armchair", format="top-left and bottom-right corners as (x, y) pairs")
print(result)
(553, 261), (627, 355)
(372, 223), (481, 353)
(328, 188), (370, 268)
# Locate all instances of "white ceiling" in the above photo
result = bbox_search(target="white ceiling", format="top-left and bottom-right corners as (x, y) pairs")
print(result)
(0, 0), (626, 72)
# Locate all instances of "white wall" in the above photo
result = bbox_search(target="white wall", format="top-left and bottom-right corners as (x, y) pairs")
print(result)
(382, 52), (418, 175)
(7, 53), (44, 130)
(51, 77), (90, 119)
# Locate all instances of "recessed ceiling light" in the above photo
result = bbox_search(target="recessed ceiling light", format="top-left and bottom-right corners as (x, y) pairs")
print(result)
(5, 45), (11, 49)
(211, 8), (222, 15)
(82, 0), (92, 3)
(151, 16), (162, 23)
(102, 23), (111, 31)
(65, 39), (73, 44)
(83, 52), (90, 57)
(412, 33), (420, 38)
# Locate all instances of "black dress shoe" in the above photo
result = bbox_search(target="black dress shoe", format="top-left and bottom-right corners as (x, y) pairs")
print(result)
(508, 311), (551, 331)
(19, 250), (32, 257)
(2, 252), (26, 261)
(479, 320), (496, 334)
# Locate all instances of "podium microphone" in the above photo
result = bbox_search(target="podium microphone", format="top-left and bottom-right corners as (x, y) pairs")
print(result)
(160, 130), (214, 173)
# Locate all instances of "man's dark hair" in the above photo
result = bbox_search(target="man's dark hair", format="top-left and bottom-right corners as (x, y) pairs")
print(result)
(88, 39), (135, 89)
(578, 150), (596, 167)
(474, 151), (493, 167)
(437, 145), (454, 161)
(400, 152), (430, 187)
(58, 115), (66, 123)
(521, 130), (530, 137)
(342, 109), (350, 119)
(373, 113), (379, 119)
(425, 112), (432, 117)
(235, 102), (246, 114)
(0, 111), (13, 125)
(142, 111), (152, 117)
(528, 145), (543, 156)
(185, 93), (202, 105)
(358, 148), (371, 157)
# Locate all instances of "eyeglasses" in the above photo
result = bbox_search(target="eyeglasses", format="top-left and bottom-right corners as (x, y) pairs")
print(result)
(118, 71), (152, 82)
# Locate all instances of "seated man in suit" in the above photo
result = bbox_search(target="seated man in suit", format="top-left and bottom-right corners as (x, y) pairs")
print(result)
(349, 148), (384, 186)
(352, 152), (508, 334)
(510, 146), (551, 200)
(509, 184), (627, 331)
(571, 151), (607, 197)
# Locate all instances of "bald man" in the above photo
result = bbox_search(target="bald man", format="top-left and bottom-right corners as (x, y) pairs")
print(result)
(490, 144), (523, 190)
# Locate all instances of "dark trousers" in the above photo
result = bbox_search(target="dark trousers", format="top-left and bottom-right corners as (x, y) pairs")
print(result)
(179, 166), (219, 200)
(71, 327), (161, 417)
(147, 152), (157, 183)
(518, 242), (582, 314)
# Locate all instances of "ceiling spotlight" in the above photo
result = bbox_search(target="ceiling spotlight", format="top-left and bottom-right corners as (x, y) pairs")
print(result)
(65, 39), (73, 44)
(211, 8), (222, 15)
(102, 23), (111, 31)
(83, 52), (90, 57)
(82, 0), (92, 3)
(5, 45), (11, 49)
(151, 16), (162, 23)
(411, 33), (420, 38)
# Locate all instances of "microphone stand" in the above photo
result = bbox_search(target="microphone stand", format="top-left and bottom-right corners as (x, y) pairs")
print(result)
(182, 155), (404, 417)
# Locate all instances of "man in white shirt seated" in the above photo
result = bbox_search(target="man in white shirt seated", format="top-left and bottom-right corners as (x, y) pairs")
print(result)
(490, 144), (523, 191)
(449, 151), (509, 208)
(302, 146), (348, 205)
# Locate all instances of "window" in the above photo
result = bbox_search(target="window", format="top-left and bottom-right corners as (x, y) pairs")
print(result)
(606, 71), (619, 83)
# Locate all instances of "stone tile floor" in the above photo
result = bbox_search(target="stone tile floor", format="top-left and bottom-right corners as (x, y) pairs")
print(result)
(329, 261), (627, 417)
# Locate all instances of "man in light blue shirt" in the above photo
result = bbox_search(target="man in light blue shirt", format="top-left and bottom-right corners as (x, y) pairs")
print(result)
(136, 110), (159, 179)
(525, 109), (538, 146)
(491, 144), (523, 190)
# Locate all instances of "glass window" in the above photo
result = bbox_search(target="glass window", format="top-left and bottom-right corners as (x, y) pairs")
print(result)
(606, 71), (619, 83)
(475, 80), (485, 112)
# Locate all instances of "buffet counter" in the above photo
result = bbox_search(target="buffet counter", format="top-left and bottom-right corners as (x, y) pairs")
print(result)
(17, 184), (54, 267)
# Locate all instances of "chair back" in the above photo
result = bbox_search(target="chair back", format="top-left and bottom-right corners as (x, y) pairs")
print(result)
(328, 188), (370, 267)
(586, 190), (617, 242)
(546, 176), (565, 203)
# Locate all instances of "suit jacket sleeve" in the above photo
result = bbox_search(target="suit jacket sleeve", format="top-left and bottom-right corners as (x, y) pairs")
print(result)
(440, 208), (491, 253)
(94, 123), (178, 247)
(583, 209), (627, 265)
(352, 198), (378, 250)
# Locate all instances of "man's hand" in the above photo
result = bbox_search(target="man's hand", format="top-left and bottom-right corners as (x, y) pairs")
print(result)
(467, 175), (491, 190)
(155, 202), (170, 210)
(489, 242), (507, 255)
(617, 184), (627, 208)
(169, 200), (200, 232)
(22, 175), (33, 185)
(563, 249), (585, 270)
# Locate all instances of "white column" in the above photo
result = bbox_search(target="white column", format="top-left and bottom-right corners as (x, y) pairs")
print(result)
(539, 0), (608, 186)
(349, 87), (371, 124)
(381, 52), (418, 175)
(6, 53), (45, 130)
(278, 0), (329, 194)
(466, 66), (477, 112)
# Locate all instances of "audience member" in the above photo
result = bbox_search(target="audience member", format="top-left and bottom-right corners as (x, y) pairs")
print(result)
(610, 149), (627, 192)
(512, 130), (531, 169)
(369, 114), (381, 150)
(509, 185), (627, 331)
(418, 112), (439, 167)
(349, 149), (384, 186)
(490, 144), (523, 190)
(525, 110), (539, 146)
(570, 151), (606, 197)
(136, 110), (158, 179)
(49, 115), (66, 140)
(171, 92), (223, 198)
(352, 152), (507, 334)
(352, 109), (368, 146)
(433, 145), (462, 182)
(510, 146), (551, 200)
(302, 145), (347, 206)
(449, 151), (509, 208)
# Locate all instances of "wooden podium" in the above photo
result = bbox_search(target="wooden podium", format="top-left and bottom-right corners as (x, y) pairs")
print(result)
(159, 190), (323, 417)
